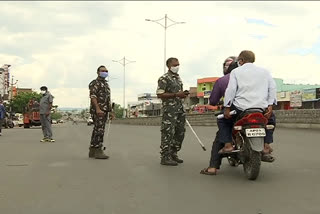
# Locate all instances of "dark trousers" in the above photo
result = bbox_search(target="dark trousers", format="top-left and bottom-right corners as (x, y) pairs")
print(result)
(0, 118), (3, 133)
(90, 113), (108, 148)
(218, 106), (276, 144)
(209, 131), (224, 169)
(209, 109), (276, 169)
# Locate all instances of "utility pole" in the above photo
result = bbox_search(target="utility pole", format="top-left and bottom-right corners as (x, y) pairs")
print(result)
(145, 14), (185, 73)
(112, 57), (135, 118)
(9, 75), (18, 113)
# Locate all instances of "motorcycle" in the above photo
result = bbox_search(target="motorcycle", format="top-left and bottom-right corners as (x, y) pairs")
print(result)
(217, 108), (274, 180)
(2, 117), (14, 129)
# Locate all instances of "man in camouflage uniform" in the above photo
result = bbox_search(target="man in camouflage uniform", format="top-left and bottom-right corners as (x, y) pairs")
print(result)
(88, 65), (112, 159)
(156, 57), (189, 166)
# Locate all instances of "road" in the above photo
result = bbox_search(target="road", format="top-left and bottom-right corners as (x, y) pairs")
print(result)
(0, 122), (319, 214)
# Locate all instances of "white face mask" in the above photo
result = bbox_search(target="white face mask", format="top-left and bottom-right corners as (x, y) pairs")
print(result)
(40, 90), (46, 95)
(170, 66), (180, 73)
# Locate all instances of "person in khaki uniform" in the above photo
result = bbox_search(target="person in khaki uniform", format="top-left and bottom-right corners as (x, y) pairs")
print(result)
(39, 86), (55, 142)
(88, 65), (113, 159)
(156, 57), (189, 166)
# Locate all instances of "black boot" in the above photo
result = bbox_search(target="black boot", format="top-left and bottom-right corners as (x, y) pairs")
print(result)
(160, 156), (178, 166)
(89, 147), (96, 158)
(94, 147), (109, 159)
(172, 153), (184, 164)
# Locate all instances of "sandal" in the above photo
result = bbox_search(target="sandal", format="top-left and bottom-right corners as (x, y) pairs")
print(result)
(200, 168), (217, 176)
(261, 154), (275, 163)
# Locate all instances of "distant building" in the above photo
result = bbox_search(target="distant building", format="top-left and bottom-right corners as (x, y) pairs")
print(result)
(274, 78), (320, 110)
(183, 87), (199, 111)
(196, 77), (219, 105)
(274, 78), (320, 92)
(127, 93), (162, 117)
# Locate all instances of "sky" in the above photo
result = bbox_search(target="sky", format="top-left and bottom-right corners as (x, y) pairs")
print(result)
(1, 1), (320, 108)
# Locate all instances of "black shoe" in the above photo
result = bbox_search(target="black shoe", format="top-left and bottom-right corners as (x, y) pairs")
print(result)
(94, 148), (109, 159)
(172, 155), (184, 164)
(89, 147), (96, 158)
(160, 156), (178, 166)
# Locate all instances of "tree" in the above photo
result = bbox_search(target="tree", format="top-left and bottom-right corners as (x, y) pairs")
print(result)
(113, 103), (124, 118)
(9, 92), (42, 113)
(51, 112), (63, 120)
(80, 109), (88, 119)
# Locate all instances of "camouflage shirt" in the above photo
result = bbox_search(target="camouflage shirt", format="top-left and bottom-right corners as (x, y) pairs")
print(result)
(156, 71), (185, 113)
(89, 77), (111, 114)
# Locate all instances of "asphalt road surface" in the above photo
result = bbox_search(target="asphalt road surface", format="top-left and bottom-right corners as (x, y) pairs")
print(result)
(0, 122), (319, 214)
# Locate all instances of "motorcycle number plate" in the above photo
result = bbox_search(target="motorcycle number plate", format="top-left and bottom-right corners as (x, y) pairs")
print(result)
(245, 128), (266, 137)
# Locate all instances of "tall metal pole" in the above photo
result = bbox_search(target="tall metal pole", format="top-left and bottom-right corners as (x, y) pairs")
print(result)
(9, 75), (18, 113)
(123, 57), (126, 118)
(112, 57), (135, 118)
(164, 14), (167, 74)
(145, 14), (185, 74)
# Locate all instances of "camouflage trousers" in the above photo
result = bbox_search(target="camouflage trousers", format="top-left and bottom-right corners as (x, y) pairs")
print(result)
(90, 113), (109, 148)
(160, 112), (186, 157)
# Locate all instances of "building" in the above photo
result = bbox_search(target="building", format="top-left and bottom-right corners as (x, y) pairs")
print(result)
(274, 78), (320, 93)
(10, 87), (33, 98)
(196, 77), (219, 105)
(0, 65), (10, 100)
(183, 87), (199, 112)
(274, 78), (320, 110)
(127, 93), (162, 117)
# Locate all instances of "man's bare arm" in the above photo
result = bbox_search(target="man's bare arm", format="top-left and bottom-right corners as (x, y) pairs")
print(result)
(91, 97), (104, 116)
(157, 91), (187, 99)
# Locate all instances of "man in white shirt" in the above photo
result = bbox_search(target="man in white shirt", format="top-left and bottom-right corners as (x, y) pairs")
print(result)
(220, 50), (277, 155)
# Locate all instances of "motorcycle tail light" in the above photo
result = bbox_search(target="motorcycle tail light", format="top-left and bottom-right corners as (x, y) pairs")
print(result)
(248, 118), (259, 123)
(250, 125), (261, 128)
(234, 126), (242, 130)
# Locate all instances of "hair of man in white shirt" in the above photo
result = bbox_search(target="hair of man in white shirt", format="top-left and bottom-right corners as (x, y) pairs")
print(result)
(237, 50), (255, 65)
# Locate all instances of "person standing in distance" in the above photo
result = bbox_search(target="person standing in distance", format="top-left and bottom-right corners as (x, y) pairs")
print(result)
(39, 86), (55, 142)
(0, 99), (6, 136)
(88, 65), (113, 159)
(156, 57), (189, 166)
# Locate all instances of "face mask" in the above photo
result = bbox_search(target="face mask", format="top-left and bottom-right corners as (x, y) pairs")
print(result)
(99, 72), (108, 78)
(170, 66), (179, 74)
(40, 90), (46, 95)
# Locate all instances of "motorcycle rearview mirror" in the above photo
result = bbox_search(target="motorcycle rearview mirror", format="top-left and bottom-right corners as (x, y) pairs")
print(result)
(112, 102), (115, 110)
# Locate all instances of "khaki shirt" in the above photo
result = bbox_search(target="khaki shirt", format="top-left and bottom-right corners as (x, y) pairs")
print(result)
(40, 92), (54, 114)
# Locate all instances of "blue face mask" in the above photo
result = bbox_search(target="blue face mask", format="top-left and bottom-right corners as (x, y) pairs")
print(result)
(99, 72), (108, 78)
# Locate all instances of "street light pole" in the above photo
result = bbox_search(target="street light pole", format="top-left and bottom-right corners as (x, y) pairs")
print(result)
(112, 57), (135, 118)
(145, 14), (185, 74)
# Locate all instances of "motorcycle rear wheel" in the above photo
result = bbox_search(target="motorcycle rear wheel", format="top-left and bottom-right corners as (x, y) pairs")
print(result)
(243, 141), (261, 180)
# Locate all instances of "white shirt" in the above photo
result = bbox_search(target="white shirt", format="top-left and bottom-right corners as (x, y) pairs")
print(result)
(224, 63), (277, 111)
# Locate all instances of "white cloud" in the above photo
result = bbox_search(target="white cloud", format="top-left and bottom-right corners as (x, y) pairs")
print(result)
(1, 1), (320, 108)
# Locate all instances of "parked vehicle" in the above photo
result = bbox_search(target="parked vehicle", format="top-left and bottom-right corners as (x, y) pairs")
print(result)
(52, 120), (57, 124)
(23, 99), (41, 128)
(15, 113), (24, 127)
(2, 117), (14, 128)
(216, 108), (274, 180)
(87, 117), (93, 125)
